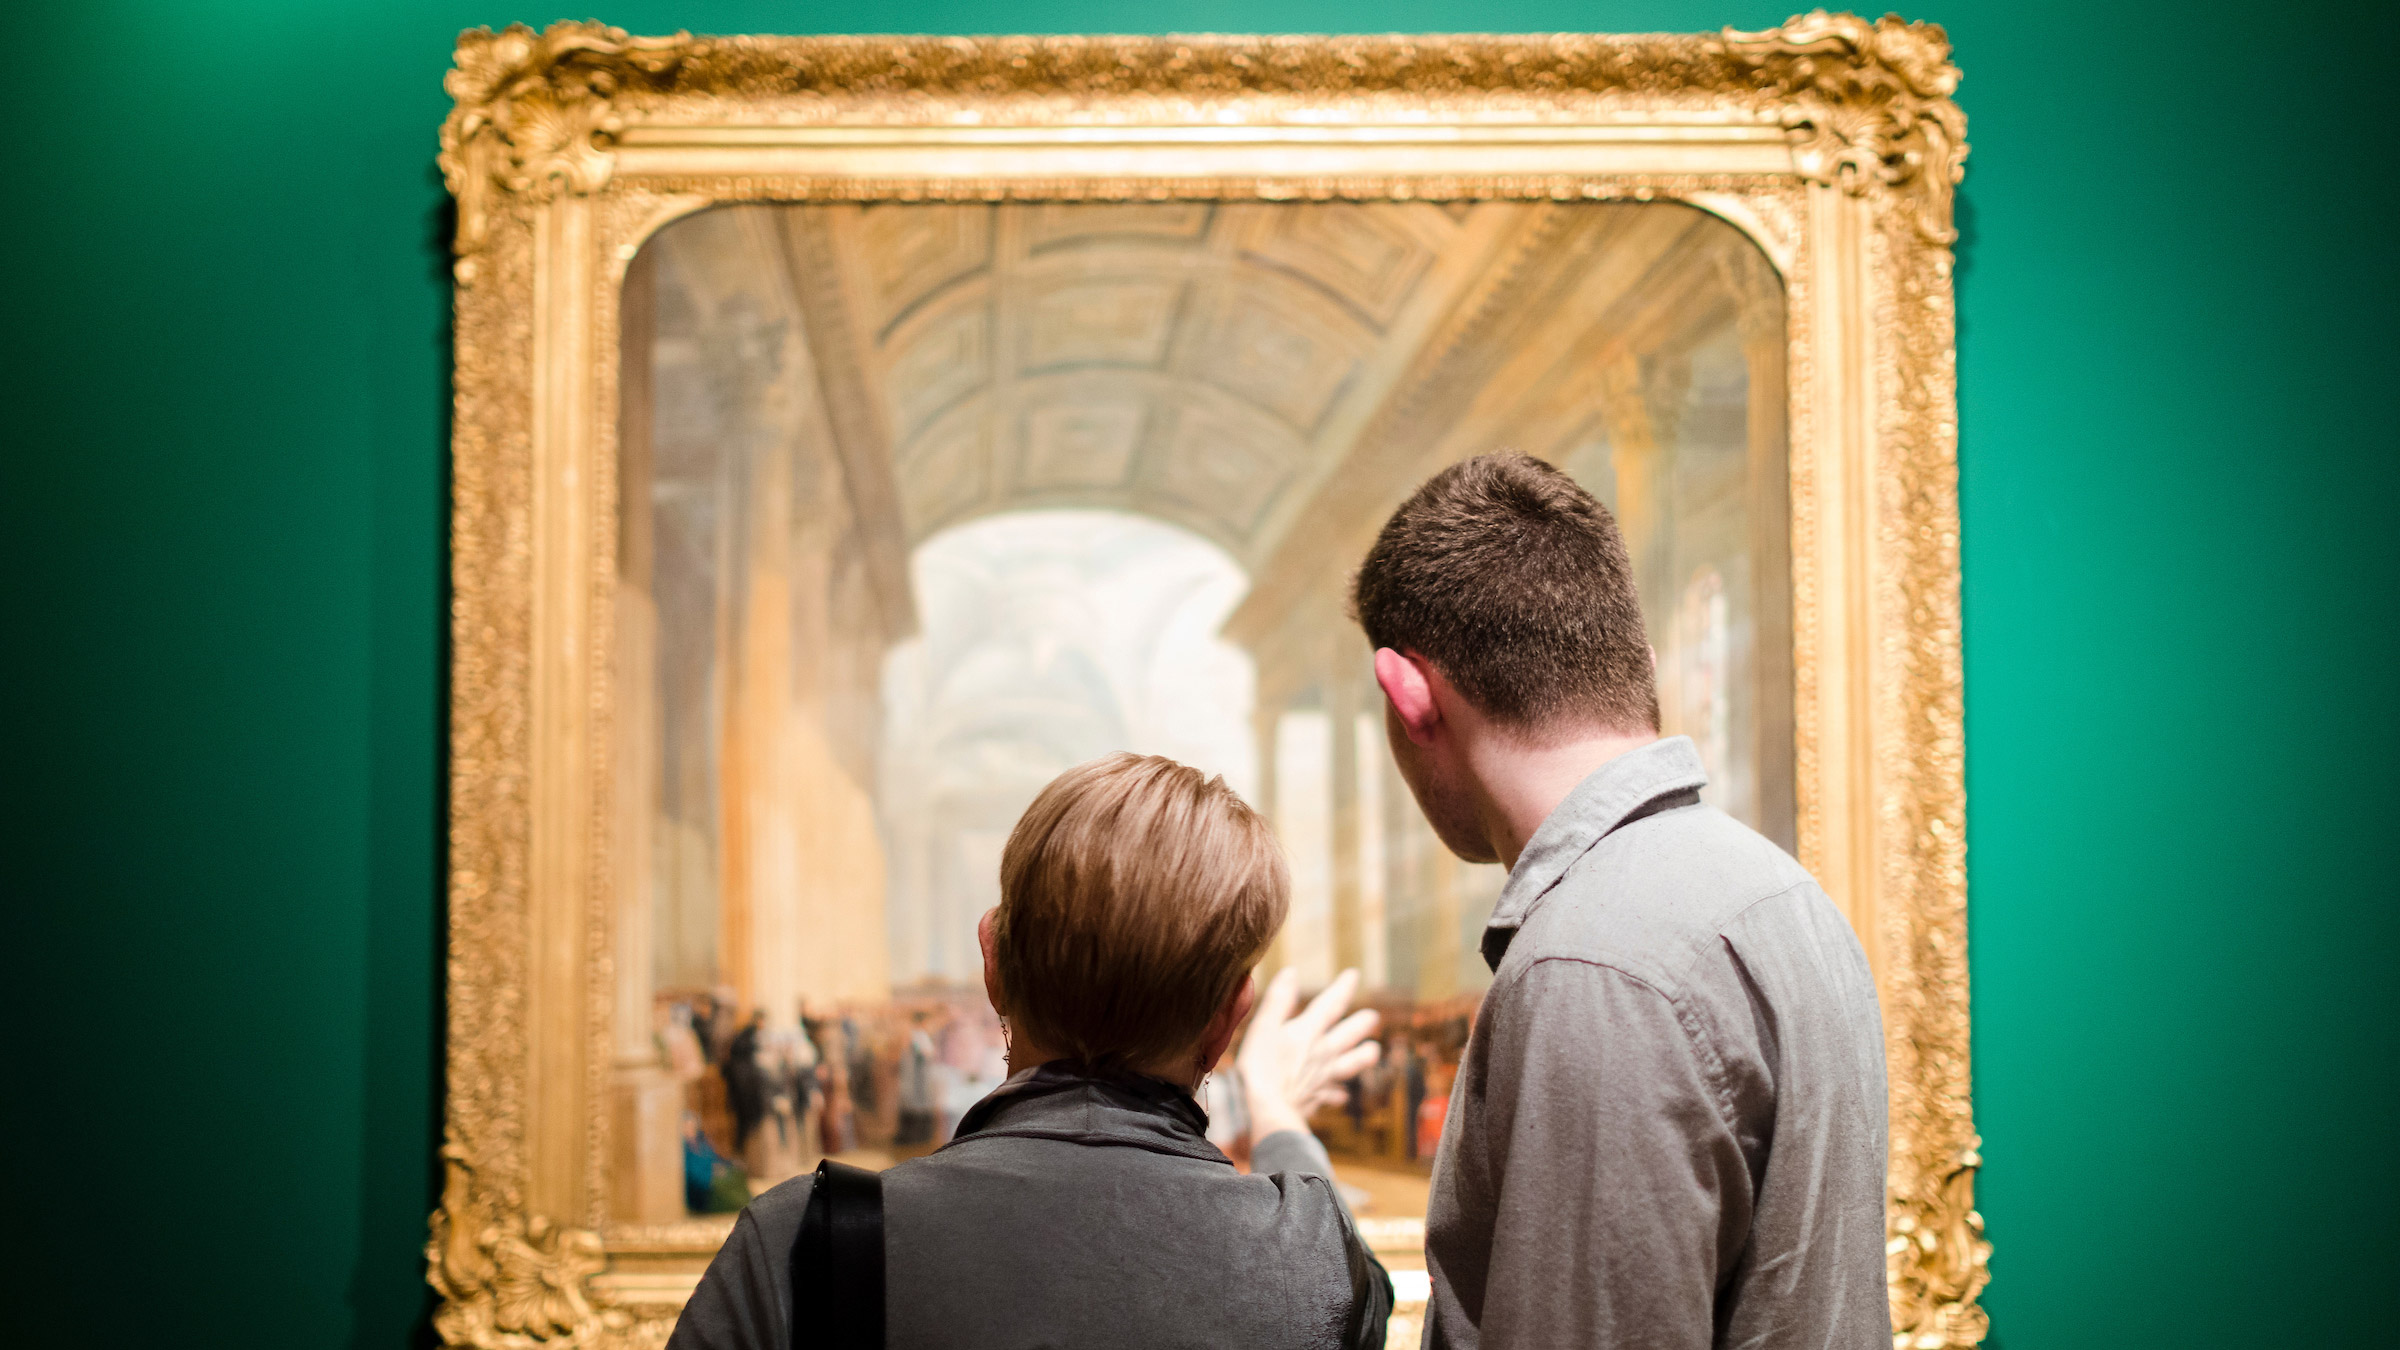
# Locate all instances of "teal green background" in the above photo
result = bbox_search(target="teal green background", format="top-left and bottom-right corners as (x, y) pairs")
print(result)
(4, 1), (2391, 1345)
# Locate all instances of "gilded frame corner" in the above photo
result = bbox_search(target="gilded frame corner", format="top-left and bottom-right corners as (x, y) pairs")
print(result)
(435, 14), (1982, 1347)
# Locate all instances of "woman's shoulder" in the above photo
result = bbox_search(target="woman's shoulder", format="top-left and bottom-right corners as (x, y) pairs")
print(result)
(875, 1141), (1385, 1350)
(710, 1167), (816, 1258)
(895, 1132), (1354, 1245)
(667, 1174), (817, 1350)
(742, 1169), (814, 1234)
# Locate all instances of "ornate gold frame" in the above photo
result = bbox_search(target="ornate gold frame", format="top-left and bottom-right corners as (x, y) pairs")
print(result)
(433, 14), (1983, 1347)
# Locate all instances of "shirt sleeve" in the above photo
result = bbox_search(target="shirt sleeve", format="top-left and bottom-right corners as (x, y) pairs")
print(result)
(1470, 958), (1754, 1350)
(1252, 1129), (1396, 1350)
(1251, 1127), (1336, 1180)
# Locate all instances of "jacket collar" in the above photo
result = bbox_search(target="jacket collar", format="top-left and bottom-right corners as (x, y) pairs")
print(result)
(945, 1059), (1228, 1165)
(1480, 735), (1708, 970)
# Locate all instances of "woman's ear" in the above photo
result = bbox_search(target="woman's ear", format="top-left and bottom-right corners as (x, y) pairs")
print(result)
(978, 907), (1007, 1016)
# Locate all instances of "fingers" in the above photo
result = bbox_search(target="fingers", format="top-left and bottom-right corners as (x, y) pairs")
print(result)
(1253, 967), (1301, 1032)
(1240, 969), (1382, 1128)
(1241, 968), (1301, 1059)
(1295, 968), (1361, 1036)
(1324, 1040), (1382, 1083)
(1321, 1008), (1381, 1056)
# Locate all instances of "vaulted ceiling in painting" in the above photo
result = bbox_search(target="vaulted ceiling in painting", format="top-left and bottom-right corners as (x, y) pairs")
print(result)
(834, 200), (1523, 562)
(645, 198), (1782, 592)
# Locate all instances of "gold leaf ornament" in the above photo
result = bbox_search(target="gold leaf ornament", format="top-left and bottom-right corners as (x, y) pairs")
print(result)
(1887, 1138), (1993, 1349)
(428, 1143), (614, 1347)
(439, 24), (689, 284)
(1720, 10), (1968, 242)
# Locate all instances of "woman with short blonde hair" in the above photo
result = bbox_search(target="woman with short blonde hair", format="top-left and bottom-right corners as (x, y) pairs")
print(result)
(672, 752), (1390, 1350)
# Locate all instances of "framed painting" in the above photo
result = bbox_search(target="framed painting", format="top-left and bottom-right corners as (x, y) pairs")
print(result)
(433, 15), (1982, 1347)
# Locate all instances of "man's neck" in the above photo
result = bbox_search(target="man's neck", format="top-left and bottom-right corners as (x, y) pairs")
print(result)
(1467, 727), (1658, 869)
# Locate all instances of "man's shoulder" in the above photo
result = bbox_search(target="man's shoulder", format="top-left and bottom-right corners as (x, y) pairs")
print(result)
(1505, 803), (1822, 995)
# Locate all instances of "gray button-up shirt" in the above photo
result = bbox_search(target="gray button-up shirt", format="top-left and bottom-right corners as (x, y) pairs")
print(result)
(1425, 737), (1889, 1349)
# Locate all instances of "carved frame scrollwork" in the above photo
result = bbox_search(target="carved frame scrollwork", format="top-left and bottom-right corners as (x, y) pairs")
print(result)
(436, 14), (1982, 1348)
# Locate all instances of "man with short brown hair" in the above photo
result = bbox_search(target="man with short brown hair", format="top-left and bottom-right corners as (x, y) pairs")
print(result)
(1357, 455), (1889, 1349)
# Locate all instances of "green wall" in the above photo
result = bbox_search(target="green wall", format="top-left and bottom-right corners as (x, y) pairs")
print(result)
(4, 1), (2390, 1345)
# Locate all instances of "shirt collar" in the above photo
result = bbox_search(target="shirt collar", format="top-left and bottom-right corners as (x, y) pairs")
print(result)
(1479, 735), (1708, 970)
(946, 1058), (1226, 1164)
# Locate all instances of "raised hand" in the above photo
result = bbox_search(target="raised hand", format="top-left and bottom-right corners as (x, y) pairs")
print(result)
(1236, 967), (1382, 1141)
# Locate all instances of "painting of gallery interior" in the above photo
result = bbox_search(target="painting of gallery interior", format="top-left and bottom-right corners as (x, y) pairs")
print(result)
(610, 197), (1796, 1223)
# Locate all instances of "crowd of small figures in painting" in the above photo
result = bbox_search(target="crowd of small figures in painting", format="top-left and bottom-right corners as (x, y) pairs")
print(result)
(661, 984), (1480, 1213)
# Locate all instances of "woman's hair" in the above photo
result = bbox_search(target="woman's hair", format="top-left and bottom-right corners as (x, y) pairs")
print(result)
(993, 752), (1288, 1072)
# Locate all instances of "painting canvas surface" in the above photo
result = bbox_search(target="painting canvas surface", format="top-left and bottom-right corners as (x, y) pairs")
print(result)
(609, 200), (1792, 1222)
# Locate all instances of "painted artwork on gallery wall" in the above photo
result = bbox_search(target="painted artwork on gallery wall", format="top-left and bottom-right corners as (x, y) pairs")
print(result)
(609, 199), (1792, 1223)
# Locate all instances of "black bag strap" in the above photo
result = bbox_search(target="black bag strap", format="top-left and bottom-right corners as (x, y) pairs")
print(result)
(789, 1158), (885, 1350)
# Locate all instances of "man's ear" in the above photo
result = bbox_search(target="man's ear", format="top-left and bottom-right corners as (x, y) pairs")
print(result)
(978, 907), (1007, 1017)
(1375, 647), (1441, 747)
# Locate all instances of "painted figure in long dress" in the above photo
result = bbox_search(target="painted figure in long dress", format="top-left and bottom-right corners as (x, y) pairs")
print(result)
(745, 1021), (817, 1187)
(804, 1012), (853, 1155)
(894, 1011), (938, 1147)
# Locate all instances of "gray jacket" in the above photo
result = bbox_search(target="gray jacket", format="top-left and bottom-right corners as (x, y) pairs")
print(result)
(1426, 737), (1889, 1349)
(670, 1063), (1391, 1350)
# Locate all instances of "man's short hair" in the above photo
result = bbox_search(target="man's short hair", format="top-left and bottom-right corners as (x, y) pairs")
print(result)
(994, 753), (1288, 1071)
(1351, 453), (1659, 734)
